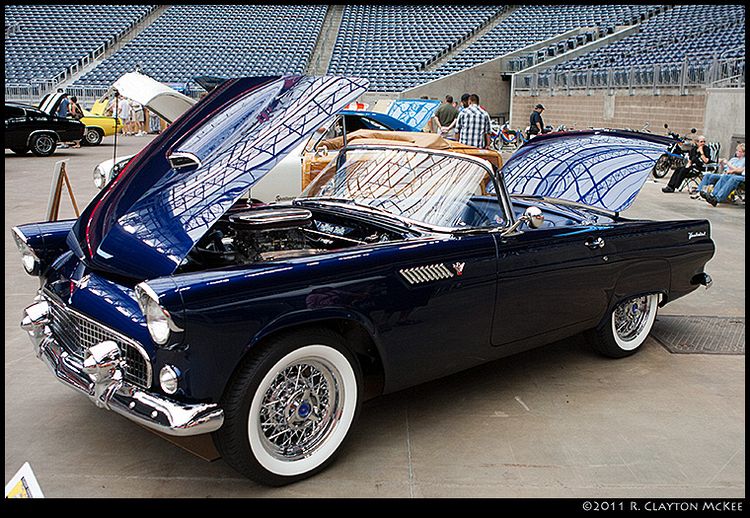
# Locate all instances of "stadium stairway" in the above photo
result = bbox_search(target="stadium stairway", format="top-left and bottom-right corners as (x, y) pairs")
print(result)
(425, 6), (518, 73)
(54, 5), (170, 93)
(308, 5), (344, 75)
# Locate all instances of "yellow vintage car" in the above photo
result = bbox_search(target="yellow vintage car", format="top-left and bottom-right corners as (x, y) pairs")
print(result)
(39, 93), (121, 146)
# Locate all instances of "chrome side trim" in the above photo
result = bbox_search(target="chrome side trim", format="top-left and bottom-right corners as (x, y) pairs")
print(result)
(399, 263), (455, 285)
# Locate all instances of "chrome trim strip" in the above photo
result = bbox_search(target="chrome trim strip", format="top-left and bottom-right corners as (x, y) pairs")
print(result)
(399, 264), (455, 285)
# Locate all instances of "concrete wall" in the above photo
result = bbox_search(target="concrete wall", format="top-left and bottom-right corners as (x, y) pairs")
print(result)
(397, 60), (514, 119)
(704, 88), (745, 156)
(510, 91), (709, 139)
(511, 88), (745, 158)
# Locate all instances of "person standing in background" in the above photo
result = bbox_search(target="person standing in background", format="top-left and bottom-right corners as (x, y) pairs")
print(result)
(528, 103), (546, 138)
(456, 94), (491, 149)
(433, 95), (459, 139)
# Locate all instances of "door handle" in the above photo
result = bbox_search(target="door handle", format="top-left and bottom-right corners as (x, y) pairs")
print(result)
(585, 237), (605, 250)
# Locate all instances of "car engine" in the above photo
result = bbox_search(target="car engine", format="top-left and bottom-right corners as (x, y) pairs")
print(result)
(180, 205), (403, 271)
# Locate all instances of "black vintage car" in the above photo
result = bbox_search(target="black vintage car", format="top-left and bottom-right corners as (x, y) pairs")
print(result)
(4, 101), (85, 156)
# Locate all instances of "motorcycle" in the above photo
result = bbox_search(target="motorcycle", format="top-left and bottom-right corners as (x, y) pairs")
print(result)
(651, 124), (697, 179)
(491, 121), (526, 150)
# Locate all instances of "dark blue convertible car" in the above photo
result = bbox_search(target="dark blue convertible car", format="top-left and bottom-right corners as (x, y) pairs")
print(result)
(14, 76), (714, 486)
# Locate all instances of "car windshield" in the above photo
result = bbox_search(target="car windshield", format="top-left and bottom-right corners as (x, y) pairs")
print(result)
(299, 147), (507, 230)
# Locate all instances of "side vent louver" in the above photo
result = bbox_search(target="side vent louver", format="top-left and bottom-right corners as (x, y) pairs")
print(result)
(399, 264), (454, 285)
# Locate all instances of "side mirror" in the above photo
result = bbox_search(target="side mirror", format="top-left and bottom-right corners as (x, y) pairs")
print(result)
(501, 206), (544, 236)
(664, 123), (669, 129)
(315, 145), (329, 158)
(523, 206), (545, 229)
(690, 128), (697, 134)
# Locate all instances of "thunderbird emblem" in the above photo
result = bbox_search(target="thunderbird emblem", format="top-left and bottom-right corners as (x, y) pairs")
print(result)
(452, 262), (465, 276)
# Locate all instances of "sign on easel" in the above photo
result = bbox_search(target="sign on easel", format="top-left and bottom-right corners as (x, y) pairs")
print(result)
(5, 462), (44, 498)
(46, 160), (80, 222)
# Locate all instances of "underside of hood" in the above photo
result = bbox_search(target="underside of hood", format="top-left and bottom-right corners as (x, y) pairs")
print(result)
(501, 130), (673, 213)
(111, 71), (197, 123)
(386, 99), (441, 131)
(69, 75), (369, 280)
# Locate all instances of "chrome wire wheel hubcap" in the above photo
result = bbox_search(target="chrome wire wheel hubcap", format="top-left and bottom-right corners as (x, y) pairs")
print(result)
(614, 296), (651, 342)
(258, 359), (341, 462)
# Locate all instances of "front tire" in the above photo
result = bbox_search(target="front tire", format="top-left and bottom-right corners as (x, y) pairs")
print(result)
(214, 328), (362, 486)
(10, 146), (29, 155)
(652, 155), (670, 178)
(587, 294), (660, 358)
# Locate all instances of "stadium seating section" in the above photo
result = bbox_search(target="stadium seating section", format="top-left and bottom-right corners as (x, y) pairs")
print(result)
(541, 5), (746, 82)
(3, 4), (746, 94)
(5, 5), (155, 84)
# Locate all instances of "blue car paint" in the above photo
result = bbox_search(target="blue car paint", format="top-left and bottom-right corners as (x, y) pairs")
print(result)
(339, 110), (419, 132)
(71, 76), (369, 280)
(503, 129), (674, 213)
(48, 207), (713, 402)
(15, 76), (715, 410)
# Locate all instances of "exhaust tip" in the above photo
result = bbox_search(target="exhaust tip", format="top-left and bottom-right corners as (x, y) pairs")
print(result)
(691, 273), (713, 290)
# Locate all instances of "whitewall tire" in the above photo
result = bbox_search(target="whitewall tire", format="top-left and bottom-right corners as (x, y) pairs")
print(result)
(214, 328), (361, 486)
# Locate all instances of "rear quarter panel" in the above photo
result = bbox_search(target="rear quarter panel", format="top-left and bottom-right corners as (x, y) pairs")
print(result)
(604, 218), (714, 308)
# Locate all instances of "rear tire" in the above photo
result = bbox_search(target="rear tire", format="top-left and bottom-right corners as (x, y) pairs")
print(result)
(10, 146), (29, 155)
(29, 133), (57, 157)
(587, 294), (659, 358)
(83, 127), (104, 146)
(213, 328), (362, 486)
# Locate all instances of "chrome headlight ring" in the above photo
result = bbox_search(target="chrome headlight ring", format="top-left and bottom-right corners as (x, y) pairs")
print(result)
(12, 226), (41, 276)
(135, 282), (183, 346)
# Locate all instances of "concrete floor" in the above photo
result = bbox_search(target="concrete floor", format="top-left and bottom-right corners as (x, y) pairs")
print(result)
(4, 136), (744, 497)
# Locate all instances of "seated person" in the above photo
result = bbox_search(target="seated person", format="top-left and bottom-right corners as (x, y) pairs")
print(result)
(662, 135), (712, 193)
(694, 143), (745, 206)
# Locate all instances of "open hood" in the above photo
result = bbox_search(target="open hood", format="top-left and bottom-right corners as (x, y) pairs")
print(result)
(37, 92), (64, 115)
(501, 130), (673, 213)
(386, 99), (440, 131)
(111, 71), (197, 123)
(69, 75), (369, 279)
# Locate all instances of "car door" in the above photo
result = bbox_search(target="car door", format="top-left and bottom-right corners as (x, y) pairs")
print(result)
(491, 224), (615, 347)
(4, 105), (27, 147)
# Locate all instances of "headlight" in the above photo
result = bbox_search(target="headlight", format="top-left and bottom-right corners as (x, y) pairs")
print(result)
(135, 283), (182, 346)
(93, 164), (106, 189)
(144, 297), (171, 344)
(12, 227), (40, 276)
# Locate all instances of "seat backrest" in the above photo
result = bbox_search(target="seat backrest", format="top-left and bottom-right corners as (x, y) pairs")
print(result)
(707, 141), (721, 163)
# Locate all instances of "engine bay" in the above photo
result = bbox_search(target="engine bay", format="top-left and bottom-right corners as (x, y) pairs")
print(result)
(178, 204), (406, 272)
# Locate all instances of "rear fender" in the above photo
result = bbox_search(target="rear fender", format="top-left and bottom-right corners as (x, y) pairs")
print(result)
(611, 259), (671, 311)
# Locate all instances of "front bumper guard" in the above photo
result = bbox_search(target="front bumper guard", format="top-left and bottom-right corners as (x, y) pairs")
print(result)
(21, 300), (224, 437)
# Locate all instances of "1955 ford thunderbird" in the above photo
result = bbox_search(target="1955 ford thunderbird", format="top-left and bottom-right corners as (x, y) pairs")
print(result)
(13, 75), (714, 486)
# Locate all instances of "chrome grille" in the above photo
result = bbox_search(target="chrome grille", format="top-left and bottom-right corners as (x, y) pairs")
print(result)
(44, 290), (152, 389)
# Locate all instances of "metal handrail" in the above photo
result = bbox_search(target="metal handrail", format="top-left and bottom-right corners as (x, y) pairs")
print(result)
(514, 56), (745, 96)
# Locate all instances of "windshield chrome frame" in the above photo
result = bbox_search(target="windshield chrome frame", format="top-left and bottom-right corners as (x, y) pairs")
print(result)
(295, 144), (515, 234)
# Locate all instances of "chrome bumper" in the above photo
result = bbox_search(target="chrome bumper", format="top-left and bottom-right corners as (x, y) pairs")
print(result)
(20, 299), (224, 437)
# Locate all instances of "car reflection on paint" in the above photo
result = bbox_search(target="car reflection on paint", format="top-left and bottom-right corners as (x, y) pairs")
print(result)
(14, 75), (714, 486)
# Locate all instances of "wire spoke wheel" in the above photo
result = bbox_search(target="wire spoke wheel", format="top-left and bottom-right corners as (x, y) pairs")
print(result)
(613, 296), (652, 343)
(257, 358), (341, 462)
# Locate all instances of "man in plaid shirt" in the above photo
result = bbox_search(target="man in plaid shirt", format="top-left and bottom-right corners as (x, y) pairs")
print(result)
(456, 94), (491, 149)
